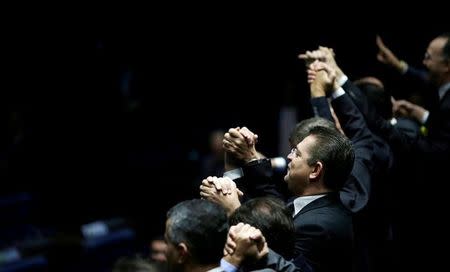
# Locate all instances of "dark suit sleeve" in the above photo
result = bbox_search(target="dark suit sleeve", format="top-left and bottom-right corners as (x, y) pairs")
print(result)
(342, 80), (371, 119)
(235, 158), (285, 201)
(330, 94), (374, 212)
(254, 249), (312, 272)
(405, 66), (428, 82)
(310, 97), (334, 121)
(374, 115), (418, 153)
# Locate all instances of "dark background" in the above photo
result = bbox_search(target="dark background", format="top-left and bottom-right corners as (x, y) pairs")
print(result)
(1, 18), (446, 243)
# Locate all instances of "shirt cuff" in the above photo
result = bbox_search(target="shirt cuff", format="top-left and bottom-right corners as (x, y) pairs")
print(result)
(389, 118), (397, 125)
(223, 168), (244, 180)
(421, 110), (430, 124)
(221, 258), (239, 272)
(330, 87), (346, 100)
(337, 74), (348, 87)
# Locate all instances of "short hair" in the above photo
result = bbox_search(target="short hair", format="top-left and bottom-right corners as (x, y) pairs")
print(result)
(289, 117), (336, 146)
(229, 197), (295, 259)
(354, 79), (393, 120)
(306, 126), (355, 191)
(166, 199), (228, 265)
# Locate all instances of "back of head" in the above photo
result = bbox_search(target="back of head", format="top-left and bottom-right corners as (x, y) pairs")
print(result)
(165, 199), (229, 265)
(209, 129), (225, 156)
(289, 117), (336, 146)
(354, 77), (393, 120)
(229, 197), (295, 259)
(307, 126), (354, 191)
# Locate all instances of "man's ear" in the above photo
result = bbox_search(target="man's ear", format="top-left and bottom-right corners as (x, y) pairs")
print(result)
(309, 161), (323, 180)
(176, 242), (189, 264)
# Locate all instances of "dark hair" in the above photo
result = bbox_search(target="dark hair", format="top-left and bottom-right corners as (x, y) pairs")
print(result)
(289, 117), (336, 146)
(229, 197), (295, 259)
(306, 126), (354, 191)
(354, 81), (393, 120)
(166, 199), (228, 265)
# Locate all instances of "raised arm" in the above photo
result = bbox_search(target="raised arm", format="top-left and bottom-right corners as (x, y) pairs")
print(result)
(308, 61), (374, 212)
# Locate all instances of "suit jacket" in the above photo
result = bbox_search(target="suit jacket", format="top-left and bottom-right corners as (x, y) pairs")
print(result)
(384, 65), (450, 158)
(235, 158), (285, 201)
(291, 193), (353, 272)
(256, 249), (312, 272)
(386, 66), (449, 270)
(241, 194), (352, 272)
(236, 160), (353, 272)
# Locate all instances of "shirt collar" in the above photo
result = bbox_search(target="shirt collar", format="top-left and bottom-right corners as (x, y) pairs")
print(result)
(292, 194), (327, 216)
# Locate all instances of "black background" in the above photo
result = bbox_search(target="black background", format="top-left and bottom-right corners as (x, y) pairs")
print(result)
(1, 14), (446, 240)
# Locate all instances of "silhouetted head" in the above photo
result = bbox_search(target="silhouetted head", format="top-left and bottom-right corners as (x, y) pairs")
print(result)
(229, 197), (295, 259)
(164, 199), (228, 272)
(354, 77), (393, 120)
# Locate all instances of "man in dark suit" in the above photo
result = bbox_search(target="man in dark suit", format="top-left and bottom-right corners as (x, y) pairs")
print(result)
(283, 127), (355, 272)
(216, 125), (354, 272)
(376, 32), (450, 270)
(202, 68), (356, 272)
(375, 33), (450, 162)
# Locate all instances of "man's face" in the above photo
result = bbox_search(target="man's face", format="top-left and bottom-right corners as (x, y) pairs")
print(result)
(423, 37), (449, 86)
(284, 135), (316, 195)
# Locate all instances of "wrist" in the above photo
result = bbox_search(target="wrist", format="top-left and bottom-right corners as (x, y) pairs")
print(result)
(244, 150), (260, 163)
(226, 201), (241, 216)
(335, 69), (345, 83)
(310, 85), (326, 97)
(414, 108), (429, 124)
